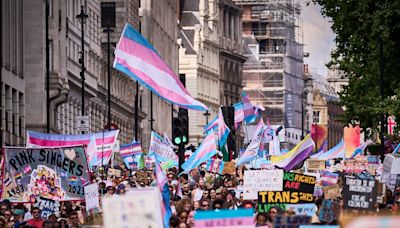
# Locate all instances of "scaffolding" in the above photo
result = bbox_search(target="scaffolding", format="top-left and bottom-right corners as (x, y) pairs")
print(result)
(234, 0), (304, 131)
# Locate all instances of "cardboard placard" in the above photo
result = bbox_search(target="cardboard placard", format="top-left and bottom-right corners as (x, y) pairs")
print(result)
(285, 204), (316, 217)
(306, 159), (326, 172)
(84, 183), (100, 211)
(343, 177), (377, 210)
(102, 188), (163, 228)
(222, 161), (236, 176)
(243, 170), (283, 200)
(108, 168), (121, 177)
(135, 171), (149, 185)
(323, 184), (341, 200)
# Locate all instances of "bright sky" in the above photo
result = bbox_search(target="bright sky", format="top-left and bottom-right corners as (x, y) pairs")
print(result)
(301, 0), (336, 76)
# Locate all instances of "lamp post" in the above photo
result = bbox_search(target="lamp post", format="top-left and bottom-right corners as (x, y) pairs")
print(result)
(313, 113), (319, 153)
(76, 6), (88, 134)
(104, 26), (113, 131)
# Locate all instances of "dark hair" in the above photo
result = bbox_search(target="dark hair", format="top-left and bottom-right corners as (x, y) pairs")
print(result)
(213, 199), (225, 209)
(68, 211), (78, 218)
(169, 215), (180, 228)
(31, 207), (41, 212)
(42, 221), (61, 228)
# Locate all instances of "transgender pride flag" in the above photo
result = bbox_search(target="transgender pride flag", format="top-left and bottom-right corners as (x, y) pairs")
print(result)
(114, 23), (207, 111)
(181, 129), (217, 174)
(155, 157), (172, 228)
(312, 138), (345, 160)
(204, 108), (230, 149)
(27, 130), (119, 167)
(119, 141), (142, 158)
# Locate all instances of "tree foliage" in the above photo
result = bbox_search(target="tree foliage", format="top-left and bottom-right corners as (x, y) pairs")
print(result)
(312, 0), (400, 134)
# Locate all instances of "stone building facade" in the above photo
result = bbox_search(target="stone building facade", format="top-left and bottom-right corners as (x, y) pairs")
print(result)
(3, 0), (145, 146)
(139, 0), (179, 149)
(0, 0), (25, 146)
(179, 0), (245, 146)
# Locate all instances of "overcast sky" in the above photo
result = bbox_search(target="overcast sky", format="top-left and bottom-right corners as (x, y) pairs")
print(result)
(300, 0), (336, 76)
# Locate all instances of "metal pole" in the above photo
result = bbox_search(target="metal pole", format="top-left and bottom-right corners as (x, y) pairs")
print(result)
(77, 6), (88, 134)
(380, 37), (385, 162)
(46, 0), (50, 133)
(135, 82), (139, 140)
(106, 27), (113, 131)
(150, 92), (153, 131)
(0, 0), (3, 147)
(301, 93), (304, 140)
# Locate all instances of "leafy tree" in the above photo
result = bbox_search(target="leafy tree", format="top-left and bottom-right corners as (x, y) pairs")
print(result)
(311, 0), (400, 136)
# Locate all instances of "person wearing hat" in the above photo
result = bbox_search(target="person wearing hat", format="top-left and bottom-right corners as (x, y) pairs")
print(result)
(10, 208), (24, 228)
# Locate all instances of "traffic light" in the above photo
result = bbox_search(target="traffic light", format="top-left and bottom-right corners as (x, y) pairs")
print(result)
(172, 108), (189, 146)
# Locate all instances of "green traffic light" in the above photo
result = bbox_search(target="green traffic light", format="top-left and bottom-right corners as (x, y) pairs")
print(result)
(182, 136), (187, 143)
(174, 137), (182, 145)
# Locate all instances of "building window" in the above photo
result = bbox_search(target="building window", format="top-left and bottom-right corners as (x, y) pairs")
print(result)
(313, 111), (320, 124)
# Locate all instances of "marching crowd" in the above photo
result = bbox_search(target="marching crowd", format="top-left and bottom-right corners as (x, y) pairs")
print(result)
(2, 163), (400, 228)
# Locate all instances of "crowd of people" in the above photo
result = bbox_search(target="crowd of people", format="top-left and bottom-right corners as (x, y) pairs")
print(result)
(2, 162), (400, 228)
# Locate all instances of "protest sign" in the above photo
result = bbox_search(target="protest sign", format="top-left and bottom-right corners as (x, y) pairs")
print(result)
(1, 146), (90, 202)
(343, 177), (377, 210)
(273, 215), (311, 228)
(108, 168), (121, 177)
(321, 171), (339, 186)
(85, 183), (100, 212)
(383, 154), (400, 174)
(102, 188), (163, 228)
(285, 204), (316, 217)
(135, 171), (150, 185)
(34, 197), (60, 219)
(149, 131), (178, 163)
(323, 184), (341, 200)
(243, 170), (283, 200)
(222, 161), (236, 176)
(194, 208), (254, 227)
(344, 159), (368, 174)
(306, 159), (326, 172)
(319, 199), (340, 223)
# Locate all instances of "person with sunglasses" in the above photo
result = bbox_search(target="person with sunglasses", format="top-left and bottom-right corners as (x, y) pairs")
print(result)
(27, 207), (44, 228)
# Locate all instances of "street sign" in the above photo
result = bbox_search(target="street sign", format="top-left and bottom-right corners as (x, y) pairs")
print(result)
(76, 115), (90, 132)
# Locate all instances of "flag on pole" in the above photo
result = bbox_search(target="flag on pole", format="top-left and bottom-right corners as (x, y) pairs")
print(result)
(393, 143), (400, 154)
(204, 108), (230, 149)
(119, 141), (142, 158)
(350, 140), (373, 158)
(271, 134), (315, 171)
(155, 157), (172, 228)
(236, 127), (265, 166)
(181, 129), (217, 174)
(113, 23), (207, 111)
(242, 92), (264, 123)
(312, 139), (345, 160)
(233, 102), (244, 129)
(27, 130), (119, 167)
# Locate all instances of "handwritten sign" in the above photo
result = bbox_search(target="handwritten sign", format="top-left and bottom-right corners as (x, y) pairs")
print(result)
(108, 168), (121, 177)
(243, 170), (283, 200)
(286, 204), (316, 217)
(102, 188), (163, 228)
(306, 159), (326, 172)
(85, 183), (100, 211)
(149, 132), (178, 163)
(222, 162), (236, 176)
(323, 184), (341, 200)
(343, 177), (377, 210)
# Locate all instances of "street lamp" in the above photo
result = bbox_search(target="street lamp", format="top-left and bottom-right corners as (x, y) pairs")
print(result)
(76, 6), (88, 134)
(313, 112), (319, 153)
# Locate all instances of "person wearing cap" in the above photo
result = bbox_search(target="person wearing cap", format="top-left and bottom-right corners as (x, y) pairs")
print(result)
(10, 208), (24, 228)
(26, 207), (44, 228)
